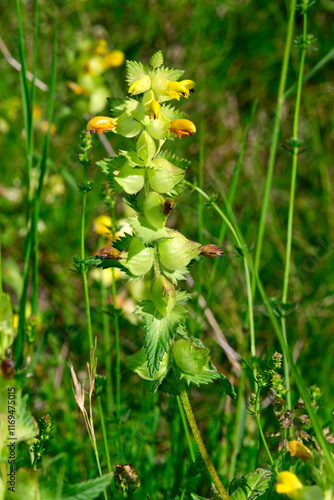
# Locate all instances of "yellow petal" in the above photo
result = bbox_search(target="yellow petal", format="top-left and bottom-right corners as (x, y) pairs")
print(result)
(276, 472), (304, 499)
(169, 119), (196, 139)
(288, 441), (313, 460)
(86, 116), (115, 134)
(102, 50), (125, 68)
(93, 215), (112, 235)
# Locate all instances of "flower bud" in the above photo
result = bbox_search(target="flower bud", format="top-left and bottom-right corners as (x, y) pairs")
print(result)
(149, 100), (161, 120)
(86, 116), (115, 134)
(200, 244), (224, 258)
(169, 119), (196, 139)
(158, 231), (201, 271)
(151, 276), (176, 316)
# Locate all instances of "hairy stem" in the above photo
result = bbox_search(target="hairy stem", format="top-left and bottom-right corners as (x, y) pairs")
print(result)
(179, 382), (229, 500)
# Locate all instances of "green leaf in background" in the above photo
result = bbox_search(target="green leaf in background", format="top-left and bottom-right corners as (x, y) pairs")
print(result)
(137, 300), (187, 376)
(58, 472), (113, 500)
(150, 50), (164, 69)
(6, 469), (39, 500)
(230, 468), (272, 500)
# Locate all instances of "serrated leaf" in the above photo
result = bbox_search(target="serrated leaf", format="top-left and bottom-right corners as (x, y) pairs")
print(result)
(61, 473), (113, 500)
(230, 469), (272, 500)
(160, 264), (188, 284)
(157, 151), (190, 170)
(123, 193), (144, 215)
(125, 347), (169, 381)
(207, 360), (237, 399)
(137, 300), (187, 376)
(162, 103), (187, 121)
(97, 155), (126, 175)
(180, 366), (222, 387)
(129, 216), (170, 245)
(107, 97), (126, 117)
(157, 66), (185, 81)
(126, 60), (148, 84)
(150, 51), (164, 69)
(113, 232), (133, 252)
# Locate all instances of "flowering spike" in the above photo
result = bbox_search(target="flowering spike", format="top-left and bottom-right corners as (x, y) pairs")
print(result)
(86, 116), (115, 134)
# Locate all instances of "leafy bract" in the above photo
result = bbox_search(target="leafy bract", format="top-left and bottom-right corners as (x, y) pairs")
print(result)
(157, 66), (185, 81)
(97, 155), (126, 175)
(60, 473), (114, 500)
(157, 151), (191, 170)
(137, 300), (187, 376)
(129, 216), (170, 245)
(115, 163), (146, 194)
(126, 60), (148, 84)
(161, 103), (187, 121)
(124, 347), (169, 381)
(113, 232), (133, 252)
(107, 97), (127, 117)
(150, 51), (164, 69)
(230, 468), (272, 500)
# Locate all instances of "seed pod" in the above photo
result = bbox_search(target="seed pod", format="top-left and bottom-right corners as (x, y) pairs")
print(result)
(163, 198), (175, 215)
(151, 276), (176, 316)
(158, 231), (201, 271)
(123, 237), (154, 276)
(172, 340), (210, 375)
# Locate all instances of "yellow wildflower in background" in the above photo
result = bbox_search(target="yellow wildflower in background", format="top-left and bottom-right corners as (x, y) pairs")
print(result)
(288, 441), (313, 460)
(93, 215), (112, 236)
(276, 471), (304, 499)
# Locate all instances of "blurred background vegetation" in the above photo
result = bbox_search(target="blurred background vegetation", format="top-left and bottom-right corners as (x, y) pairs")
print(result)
(0, 0), (334, 497)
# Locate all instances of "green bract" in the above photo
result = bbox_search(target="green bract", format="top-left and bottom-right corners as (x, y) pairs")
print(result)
(123, 237), (154, 277)
(158, 231), (201, 271)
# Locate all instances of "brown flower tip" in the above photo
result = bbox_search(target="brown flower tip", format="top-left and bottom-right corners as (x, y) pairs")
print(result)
(1, 358), (15, 379)
(98, 246), (122, 260)
(200, 244), (225, 258)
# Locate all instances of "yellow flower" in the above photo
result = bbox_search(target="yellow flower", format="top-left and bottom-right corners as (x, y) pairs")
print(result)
(86, 116), (115, 134)
(93, 215), (112, 236)
(168, 79), (195, 100)
(102, 50), (125, 68)
(149, 100), (161, 120)
(95, 39), (108, 55)
(288, 441), (313, 460)
(128, 76), (151, 96)
(276, 472), (304, 499)
(169, 119), (196, 139)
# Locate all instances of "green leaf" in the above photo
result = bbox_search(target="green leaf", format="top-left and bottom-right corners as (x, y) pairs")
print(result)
(160, 264), (189, 284)
(120, 150), (146, 167)
(123, 237), (154, 276)
(107, 97), (126, 117)
(97, 155), (126, 175)
(148, 160), (185, 193)
(60, 473), (113, 500)
(150, 51), (164, 69)
(137, 300), (187, 376)
(129, 216), (170, 245)
(230, 468), (272, 500)
(191, 495), (209, 500)
(123, 193), (144, 215)
(156, 66), (185, 81)
(180, 365), (222, 387)
(161, 103), (187, 121)
(124, 347), (169, 381)
(126, 60), (148, 84)
(157, 151), (191, 170)
(113, 232), (133, 252)
(208, 360), (237, 399)
(115, 164), (146, 194)
(114, 112), (143, 138)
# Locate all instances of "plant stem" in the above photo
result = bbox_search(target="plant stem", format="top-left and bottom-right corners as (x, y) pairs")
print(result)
(100, 275), (114, 416)
(178, 382), (229, 500)
(254, 388), (274, 466)
(229, 369), (245, 481)
(192, 182), (334, 480)
(97, 395), (112, 473)
(176, 395), (196, 463)
(111, 272), (121, 419)
(252, 0), (297, 291)
(281, 11), (308, 412)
